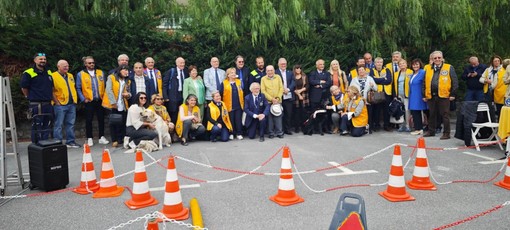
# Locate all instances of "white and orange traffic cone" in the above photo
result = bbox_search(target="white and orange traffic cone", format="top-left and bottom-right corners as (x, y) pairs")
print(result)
(158, 156), (189, 221)
(379, 145), (415, 202)
(269, 146), (304, 206)
(125, 150), (159, 209)
(93, 149), (125, 198)
(406, 137), (437, 190)
(146, 218), (159, 230)
(73, 144), (100, 194)
(494, 157), (510, 190)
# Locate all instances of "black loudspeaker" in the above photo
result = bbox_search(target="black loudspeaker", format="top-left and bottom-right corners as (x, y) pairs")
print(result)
(28, 140), (69, 191)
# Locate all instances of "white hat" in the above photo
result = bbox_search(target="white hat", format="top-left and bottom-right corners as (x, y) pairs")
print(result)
(270, 104), (283, 116)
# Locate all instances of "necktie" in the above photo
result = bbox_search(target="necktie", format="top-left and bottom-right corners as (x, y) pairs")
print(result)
(179, 69), (184, 91)
(255, 95), (259, 108)
(215, 69), (221, 89)
(394, 64), (398, 73)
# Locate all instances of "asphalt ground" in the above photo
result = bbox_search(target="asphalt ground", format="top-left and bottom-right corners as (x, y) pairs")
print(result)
(0, 125), (509, 230)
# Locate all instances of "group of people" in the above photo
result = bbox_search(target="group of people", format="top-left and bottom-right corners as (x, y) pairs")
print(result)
(20, 51), (510, 150)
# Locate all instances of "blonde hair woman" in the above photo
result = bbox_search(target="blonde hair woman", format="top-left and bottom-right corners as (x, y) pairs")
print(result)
(329, 60), (348, 93)
(339, 85), (368, 137)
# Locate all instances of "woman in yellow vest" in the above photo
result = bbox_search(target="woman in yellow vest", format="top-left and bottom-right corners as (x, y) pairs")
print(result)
(327, 85), (346, 134)
(102, 65), (131, 147)
(206, 91), (233, 142)
(175, 94), (205, 146)
(148, 94), (175, 135)
(503, 59), (510, 102)
(393, 59), (412, 132)
(339, 86), (368, 137)
(219, 68), (244, 140)
(480, 55), (508, 117)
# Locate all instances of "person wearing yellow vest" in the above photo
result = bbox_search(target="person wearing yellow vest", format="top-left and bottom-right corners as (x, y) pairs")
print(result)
(52, 60), (80, 148)
(220, 67), (244, 140)
(175, 94), (205, 146)
(503, 59), (510, 102)
(480, 55), (508, 118)
(326, 85), (346, 134)
(76, 56), (109, 147)
(348, 57), (369, 84)
(20, 52), (54, 143)
(385, 51), (403, 84)
(370, 57), (393, 131)
(206, 91), (233, 142)
(394, 59), (413, 132)
(339, 85), (369, 137)
(423, 51), (458, 140)
(103, 64), (131, 148)
(350, 66), (377, 133)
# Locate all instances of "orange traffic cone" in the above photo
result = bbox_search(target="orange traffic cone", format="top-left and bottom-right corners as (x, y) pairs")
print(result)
(93, 149), (125, 198)
(494, 158), (510, 190)
(269, 146), (304, 206)
(406, 137), (437, 190)
(158, 157), (189, 221)
(73, 144), (100, 194)
(146, 218), (159, 230)
(379, 145), (415, 202)
(125, 150), (159, 209)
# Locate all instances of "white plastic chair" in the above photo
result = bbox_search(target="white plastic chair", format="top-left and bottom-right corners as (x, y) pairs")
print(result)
(471, 103), (504, 151)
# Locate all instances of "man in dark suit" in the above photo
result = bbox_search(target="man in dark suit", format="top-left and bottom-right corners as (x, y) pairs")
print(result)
(308, 59), (333, 134)
(244, 82), (270, 142)
(275, 57), (295, 135)
(163, 57), (188, 123)
(129, 62), (152, 105)
(235, 55), (252, 96)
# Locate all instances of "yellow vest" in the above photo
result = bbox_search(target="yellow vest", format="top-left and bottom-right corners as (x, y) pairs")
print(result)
(222, 79), (244, 111)
(52, 72), (78, 105)
(331, 95), (341, 106)
(102, 74), (130, 109)
(349, 67), (369, 80)
(147, 105), (171, 122)
(78, 69), (105, 101)
(349, 97), (368, 127)
(206, 101), (233, 131)
(175, 104), (200, 137)
(371, 68), (392, 95)
(424, 64), (452, 99)
(482, 68), (508, 104)
(393, 68), (412, 98)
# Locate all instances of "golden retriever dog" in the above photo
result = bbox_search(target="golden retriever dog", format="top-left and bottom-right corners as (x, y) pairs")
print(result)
(140, 109), (171, 150)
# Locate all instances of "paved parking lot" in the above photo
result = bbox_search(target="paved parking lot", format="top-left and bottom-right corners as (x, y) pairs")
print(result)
(0, 128), (509, 229)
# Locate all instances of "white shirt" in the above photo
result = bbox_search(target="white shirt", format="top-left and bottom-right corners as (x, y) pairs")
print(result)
(117, 79), (126, 111)
(148, 69), (157, 89)
(280, 69), (291, 100)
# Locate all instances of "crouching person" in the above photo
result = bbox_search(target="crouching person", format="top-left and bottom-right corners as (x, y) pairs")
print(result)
(339, 85), (368, 137)
(206, 91), (233, 142)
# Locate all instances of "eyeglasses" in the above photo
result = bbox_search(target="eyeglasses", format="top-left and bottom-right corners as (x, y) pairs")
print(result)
(237, 61), (244, 63)
(87, 62), (95, 64)
(155, 98), (163, 100)
(295, 67), (301, 69)
(433, 57), (442, 60)
(140, 97), (146, 99)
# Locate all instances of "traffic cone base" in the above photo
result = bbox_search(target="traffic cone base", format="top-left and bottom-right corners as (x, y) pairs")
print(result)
(494, 180), (510, 190)
(407, 179), (437, 190)
(93, 186), (124, 198)
(494, 159), (510, 190)
(378, 190), (415, 202)
(73, 184), (100, 195)
(269, 193), (304, 206)
(125, 193), (159, 210)
(159, 206), (189, 222)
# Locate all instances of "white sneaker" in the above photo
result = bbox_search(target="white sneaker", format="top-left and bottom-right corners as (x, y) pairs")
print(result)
(229, 134), (234, 140)
(128, 141), (137, 149)
(98, 136), (109, 144)
(123, 149), (135, 154)
(87, 138), (94, 147)
(237, 135), (244, 140)
(123, 136), (130, 149)
(411, 130), (423, 135)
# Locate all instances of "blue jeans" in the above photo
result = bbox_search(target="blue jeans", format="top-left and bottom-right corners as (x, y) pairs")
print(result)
(210, 125), (230, 142)
(53, 104), (76, 144)
(30, 102), (53, 143)
(464, 89), (485, 101)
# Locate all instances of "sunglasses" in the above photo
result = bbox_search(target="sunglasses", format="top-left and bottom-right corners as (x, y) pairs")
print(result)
(35, 53), (46, 58)
(433, 57), (442, 60)
(155, 98), (163, 100)
(140, 97), (147, 99)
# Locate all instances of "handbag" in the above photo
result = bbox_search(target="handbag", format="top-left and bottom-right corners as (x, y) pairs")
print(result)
(368, 90), (386, 104)
(109, 113), (123, 126)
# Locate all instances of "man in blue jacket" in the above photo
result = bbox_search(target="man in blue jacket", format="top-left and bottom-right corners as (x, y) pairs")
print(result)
(244, 82), (270, 142)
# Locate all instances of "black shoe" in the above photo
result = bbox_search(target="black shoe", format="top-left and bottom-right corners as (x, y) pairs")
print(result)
(181, 141), (188, 146)
(277, 134), (284, 138)
(284, 131), (293, 135)
(269, 135), (275, 139)
(259, 137), (265, 142)
(324, 131), (332, 134)
(211, 138), (217, 143)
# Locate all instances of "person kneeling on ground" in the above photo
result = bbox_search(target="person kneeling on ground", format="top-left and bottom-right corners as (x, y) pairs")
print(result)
(339, 85), (369, 137)
(125, 92), (158, 151)
(206, 91), (233, 142)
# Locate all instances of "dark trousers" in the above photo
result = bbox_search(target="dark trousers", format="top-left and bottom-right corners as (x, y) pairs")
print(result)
(367, 104), (373, 130)
(410, 110), (424, 130)
(282, 99), (293, 132)
(372, 95), (391, 128)
(496, 103), (503, 121)
(427, 97), (451, 135)
(340, 115), (365, 137)
(181, 119), (206, 139)
(84, 100), (105, 138)
(30, 102), (53, 143)
(292, 101), (308, 131)
(210, 125), (230, 142)
(246, 118), (267, 139)
(464, 89), (485, 101)
(109, 109), (127, 143)
(229, 109), (243, 136)
(126, 126), (158, 145)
